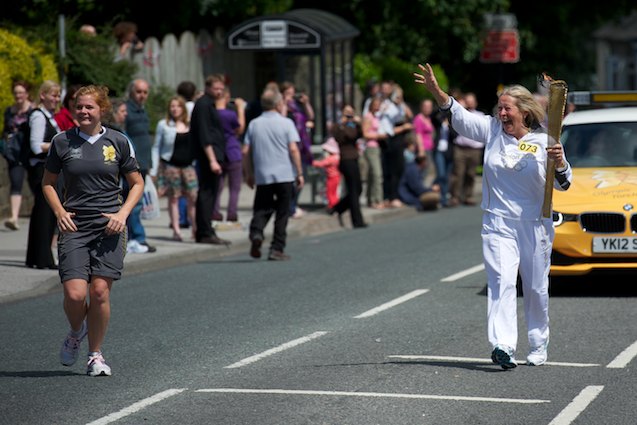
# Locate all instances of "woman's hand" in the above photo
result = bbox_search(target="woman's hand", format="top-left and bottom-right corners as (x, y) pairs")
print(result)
(547, 144), (566, 169)
(56, 211), (77, 233)
(102, 211), (127, 235)
(413, 63), (439, 92)
(234, 97), (246, 110)
(413, 63), (450, 107)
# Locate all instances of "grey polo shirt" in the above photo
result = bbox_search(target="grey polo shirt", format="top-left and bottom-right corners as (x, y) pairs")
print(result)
(244, 111), (300, 185)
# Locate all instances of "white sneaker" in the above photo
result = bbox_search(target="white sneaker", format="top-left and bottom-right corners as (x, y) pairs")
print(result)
(126, 239), (149, 254)
(87, 352), (112, 377)
(491, 345), (518, 370)
(60, 321), (88, 366)
(527, 343), (548, 366)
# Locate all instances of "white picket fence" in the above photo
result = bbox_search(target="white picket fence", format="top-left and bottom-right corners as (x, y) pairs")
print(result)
(130, 29), (227, 92)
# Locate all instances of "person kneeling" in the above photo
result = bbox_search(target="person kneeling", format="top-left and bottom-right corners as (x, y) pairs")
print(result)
(398, 155), (440, 211)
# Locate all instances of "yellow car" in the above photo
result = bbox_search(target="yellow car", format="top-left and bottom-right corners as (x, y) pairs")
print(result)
(551, 106), (637, 275)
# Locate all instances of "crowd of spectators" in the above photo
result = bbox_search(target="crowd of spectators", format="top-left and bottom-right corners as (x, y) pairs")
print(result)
(1, 19), (502, 266)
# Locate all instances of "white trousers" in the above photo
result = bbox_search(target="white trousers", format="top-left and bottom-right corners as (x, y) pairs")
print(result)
(481, 213), (553, 352)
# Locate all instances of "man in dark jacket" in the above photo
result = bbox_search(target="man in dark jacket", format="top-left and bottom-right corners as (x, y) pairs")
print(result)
(124, 78), (156, 253)
(190, 74), (230, 245)
(398, 155), (441, 211)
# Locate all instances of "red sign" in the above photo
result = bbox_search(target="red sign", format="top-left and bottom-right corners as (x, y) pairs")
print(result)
(480, 29), (519, 63)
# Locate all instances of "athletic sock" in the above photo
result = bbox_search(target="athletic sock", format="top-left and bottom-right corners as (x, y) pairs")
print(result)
(70, 325), (84, 338)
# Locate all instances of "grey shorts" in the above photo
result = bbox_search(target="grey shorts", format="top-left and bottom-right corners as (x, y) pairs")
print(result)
(57, 215), (126, 282)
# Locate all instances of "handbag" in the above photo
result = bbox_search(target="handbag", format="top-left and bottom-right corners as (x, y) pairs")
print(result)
(140, 174), (161, 220)
(1, 126), (30, 166)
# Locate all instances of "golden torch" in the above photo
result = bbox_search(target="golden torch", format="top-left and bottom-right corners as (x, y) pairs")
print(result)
(541, 73), (568, 218)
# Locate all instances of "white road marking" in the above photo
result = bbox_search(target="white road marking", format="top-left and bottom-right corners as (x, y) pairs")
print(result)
(196, 388), (550, 404)
(388, 355), (600, 368)
(353, 289), (430, 319)
(225, 331), (328, 369)
(548, 385), (604, 425)
(441, 264), (485, 282)
(606, 339), (637, 368)
(86, 388), (187, 425)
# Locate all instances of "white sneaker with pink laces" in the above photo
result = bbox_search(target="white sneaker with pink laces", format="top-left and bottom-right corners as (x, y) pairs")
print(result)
(87, 352), (112, 377)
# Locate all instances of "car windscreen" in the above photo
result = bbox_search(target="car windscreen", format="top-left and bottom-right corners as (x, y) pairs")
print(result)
(561, 122), (637, 167)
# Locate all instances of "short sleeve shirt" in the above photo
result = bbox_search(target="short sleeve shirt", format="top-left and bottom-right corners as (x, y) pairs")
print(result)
(244, 111), (299, 185)
(217, 108), (243, 163)
(46, 127), (139, 217)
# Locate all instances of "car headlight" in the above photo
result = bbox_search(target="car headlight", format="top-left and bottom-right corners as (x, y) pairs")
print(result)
(552, 211), (578, 227)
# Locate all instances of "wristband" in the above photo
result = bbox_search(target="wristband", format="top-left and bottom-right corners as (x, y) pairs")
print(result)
(440, 97), (453, 111)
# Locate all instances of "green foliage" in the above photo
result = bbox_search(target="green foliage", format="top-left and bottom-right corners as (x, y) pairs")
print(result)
(0, 29), (59, 131)
(65, 25), (138, 97)
(354, 53), (448, 105)
(199, 0), (293, 18)
(343, 0), (508, 66)
(380, 56), (421, 103)
(3, 1), (637, 115)
(353, 54), (382, 90)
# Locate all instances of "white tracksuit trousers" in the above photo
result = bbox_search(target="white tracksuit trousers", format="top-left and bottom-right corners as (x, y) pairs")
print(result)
(481, 212), (553, 352)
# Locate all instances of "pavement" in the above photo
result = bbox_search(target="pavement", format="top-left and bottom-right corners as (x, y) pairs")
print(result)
(0, 183), (419, 304)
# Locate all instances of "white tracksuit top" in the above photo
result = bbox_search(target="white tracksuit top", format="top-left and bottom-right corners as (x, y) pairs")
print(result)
(448, 98), (572, 221)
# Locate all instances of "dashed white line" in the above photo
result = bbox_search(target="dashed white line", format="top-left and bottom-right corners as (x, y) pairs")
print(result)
(387, 355), (600, 368)
(606, 339), (637, 368)
(196, 388), (550, 404)
(548, 385), (604, 425)
(86, 388), (187, 425)
(353, 289), (429, 318)
(441, 264), (485, 282)
(225, 331), (328, 369)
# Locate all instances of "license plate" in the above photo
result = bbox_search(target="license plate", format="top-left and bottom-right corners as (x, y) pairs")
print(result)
(592, 237), (637, 253)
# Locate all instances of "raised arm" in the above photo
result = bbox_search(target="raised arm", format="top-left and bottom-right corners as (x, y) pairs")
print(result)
(413, 63), (450, 108)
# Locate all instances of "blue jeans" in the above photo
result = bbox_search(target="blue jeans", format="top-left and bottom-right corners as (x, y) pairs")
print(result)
(127, 198), (146, 242)
(434, 151), (453, 207)
(122, 172), (147, 243)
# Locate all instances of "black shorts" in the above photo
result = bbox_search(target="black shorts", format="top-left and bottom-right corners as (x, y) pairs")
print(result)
(57, 215), (126, 282)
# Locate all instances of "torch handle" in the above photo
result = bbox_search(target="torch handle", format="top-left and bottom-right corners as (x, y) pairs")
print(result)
(542, 81), (568, 218)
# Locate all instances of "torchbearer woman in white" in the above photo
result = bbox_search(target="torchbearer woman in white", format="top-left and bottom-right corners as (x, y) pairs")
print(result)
(414, 63), (572, 369)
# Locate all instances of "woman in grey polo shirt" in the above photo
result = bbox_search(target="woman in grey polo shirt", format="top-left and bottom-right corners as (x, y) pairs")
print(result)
(43, 85), (143, 377)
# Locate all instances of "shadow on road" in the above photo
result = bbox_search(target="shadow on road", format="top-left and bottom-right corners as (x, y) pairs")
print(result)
(312, 360), (505, 373)
(0, 370), (81, 378)
(474, 271), (637, 298)
(550, 271), (637, 297)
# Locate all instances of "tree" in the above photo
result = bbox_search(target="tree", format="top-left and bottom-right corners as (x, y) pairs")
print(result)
(0, 29), (59, 131)
(64, 23), (137, 97)
(3, 1), (636, 108)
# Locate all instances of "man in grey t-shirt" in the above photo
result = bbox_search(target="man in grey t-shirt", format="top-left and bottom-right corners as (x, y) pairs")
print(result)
(243, 89), (303, 261)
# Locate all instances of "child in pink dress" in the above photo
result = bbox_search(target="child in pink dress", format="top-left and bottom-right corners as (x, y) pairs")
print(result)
(312, 138), (341, 209)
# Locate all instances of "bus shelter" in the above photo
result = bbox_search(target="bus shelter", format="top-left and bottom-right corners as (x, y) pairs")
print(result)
(226, 8), (360, 143)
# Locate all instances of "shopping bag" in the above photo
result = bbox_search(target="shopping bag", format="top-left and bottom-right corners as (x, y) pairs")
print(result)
(141, 174), (161, 220)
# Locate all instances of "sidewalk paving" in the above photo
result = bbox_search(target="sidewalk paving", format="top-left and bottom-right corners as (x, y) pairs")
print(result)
(0, 184), (418, 304)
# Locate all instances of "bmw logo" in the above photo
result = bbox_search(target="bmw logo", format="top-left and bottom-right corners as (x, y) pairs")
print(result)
(624, 204), (634, 211)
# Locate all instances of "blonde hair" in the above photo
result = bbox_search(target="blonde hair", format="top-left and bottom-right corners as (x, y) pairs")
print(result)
(37, 80), (61, 108)
(498, 85), (545, 129)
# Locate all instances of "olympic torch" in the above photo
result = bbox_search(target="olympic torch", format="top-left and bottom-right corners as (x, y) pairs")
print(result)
(541, 73), (568, 218)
